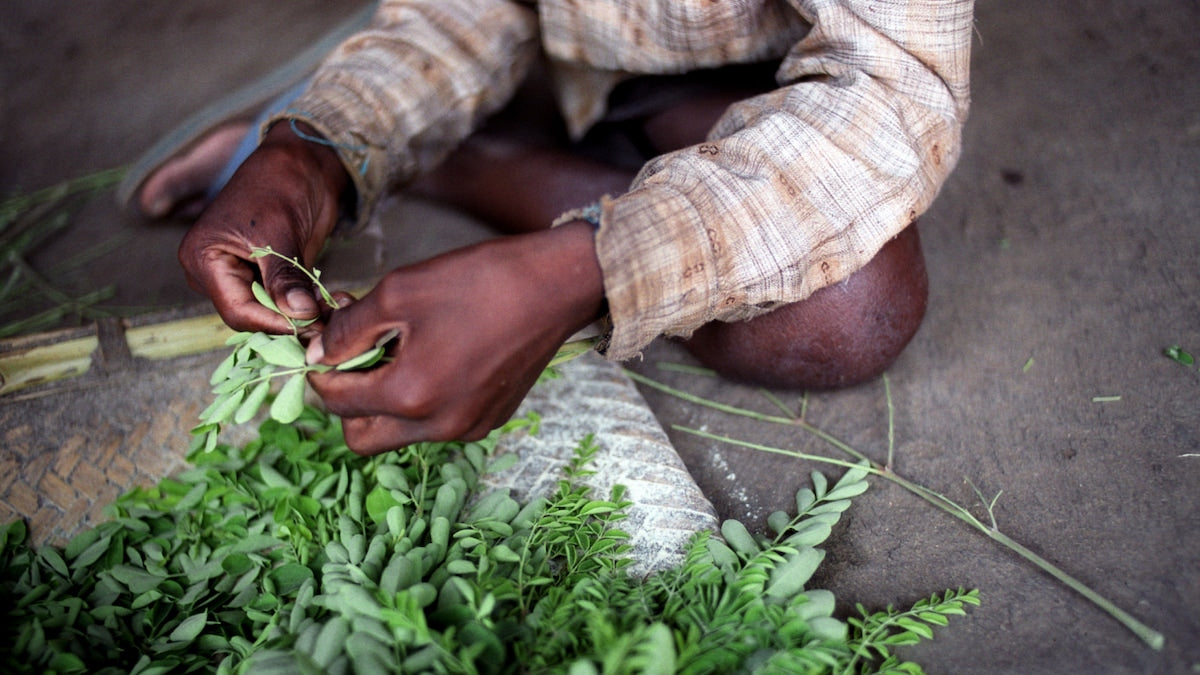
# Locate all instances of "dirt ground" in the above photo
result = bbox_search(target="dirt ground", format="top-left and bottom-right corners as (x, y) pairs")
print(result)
(2, 0), (1198, 672)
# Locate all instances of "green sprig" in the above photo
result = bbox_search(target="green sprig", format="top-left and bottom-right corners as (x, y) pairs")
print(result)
(191, 250), (386, 452)
(625, 369), (1165, 651)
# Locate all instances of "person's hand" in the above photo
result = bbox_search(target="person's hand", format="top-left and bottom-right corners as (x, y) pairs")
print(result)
(306, 221), (605, 455)
(178, 121), (350, 335)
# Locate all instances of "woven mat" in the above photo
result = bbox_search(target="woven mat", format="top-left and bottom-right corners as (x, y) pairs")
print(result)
(1, 341), (716, 574)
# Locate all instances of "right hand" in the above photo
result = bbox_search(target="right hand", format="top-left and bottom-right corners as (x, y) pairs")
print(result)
(178, 121), (351, 335)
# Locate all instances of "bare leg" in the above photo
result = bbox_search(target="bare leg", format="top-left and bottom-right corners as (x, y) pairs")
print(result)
(409, 136), (636, 234)
(635, 92), (928, 388)
(683, 225), (927, 389)
(410, 83), (931, 390)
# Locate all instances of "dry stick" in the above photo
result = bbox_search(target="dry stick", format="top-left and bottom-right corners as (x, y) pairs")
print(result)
(623, 369), (1166, 651)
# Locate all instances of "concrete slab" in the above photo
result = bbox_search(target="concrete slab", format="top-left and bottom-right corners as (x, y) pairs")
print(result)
(2, 0), (1197, 672)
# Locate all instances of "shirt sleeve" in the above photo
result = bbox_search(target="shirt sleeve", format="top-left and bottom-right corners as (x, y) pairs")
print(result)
(267, 0), (540, 233)
(594, 0), (974, 360)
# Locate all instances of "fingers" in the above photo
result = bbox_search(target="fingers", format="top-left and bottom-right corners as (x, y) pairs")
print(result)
(188, 245), (298, 334)
(259, 253), (322, 320)
(311, 338), (549, 455)
(312, 292), (406, 367)
(335, 390), (519, 456)
(329, 291), (358, 309)
(176, 127), (347, 334)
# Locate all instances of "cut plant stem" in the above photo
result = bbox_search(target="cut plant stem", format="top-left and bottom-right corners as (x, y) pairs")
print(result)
(0, 166), (126, 223)
(625, 369), (1165, 651)
(883, 373), (895, 469)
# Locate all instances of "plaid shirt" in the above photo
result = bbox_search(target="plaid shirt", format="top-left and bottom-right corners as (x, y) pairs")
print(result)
(274, 0), (974, 360)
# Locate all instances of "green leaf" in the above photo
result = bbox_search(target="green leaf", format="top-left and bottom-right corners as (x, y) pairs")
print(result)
(783, 521), (833, 548)
(795, 488), (816, 514)
(109, 565), (164, 594)
(917, 611), (950, 627)
(374, 464), (409, 491)
(251, 281), (281, 315)
(169, 611), (208, 642)
(39, 547), (70, 578)
(1165, 344), (1195, 366)
(1, 519), (28, 550)
(48, 652), (87, 674)
(489, 544), (521, 563)
(259, 462), (294, 490)
(64, 528), (100, 561)
(795, 589), (837, 620)
(811, 471), (828, 499)
(765, 548), (823, 599)
(221, 553), (254, 576)
(579, 501), (618, 516)
(225, 331), (254, 346)
(234, 380), (272, 425)
(335, 345), (385, 371)
(206, 389), (245, 425)
(312, 616), (350, 668)
(230, 534), (285, 554)
(896, 617), (935, 640)
(767, 510), (792, 536)
(808, 616), (847, 642)
(253, 336), (308, 368)
(270, 374), (307, 424)
(833, 461), (871, 492)
(270, 563), (314, 596)
(720, 520), (759, 557)
(823, 481), (869, 501)
(209, 350), (239, 386)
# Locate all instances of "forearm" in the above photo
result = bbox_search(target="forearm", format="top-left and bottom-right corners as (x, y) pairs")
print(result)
(267, 0), (540, 232)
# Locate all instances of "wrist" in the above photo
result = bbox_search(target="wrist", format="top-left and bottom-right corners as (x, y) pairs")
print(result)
(260, 121), (351, 207)
(523, 221), (607, 333)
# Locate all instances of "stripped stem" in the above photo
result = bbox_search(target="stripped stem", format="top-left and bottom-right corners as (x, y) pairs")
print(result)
(629, 369), (1166, 651)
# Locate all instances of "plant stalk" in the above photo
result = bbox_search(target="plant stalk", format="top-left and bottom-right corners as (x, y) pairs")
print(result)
(628, 370), (1165, 651)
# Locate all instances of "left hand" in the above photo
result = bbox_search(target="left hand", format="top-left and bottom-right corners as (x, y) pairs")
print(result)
(306, 222), (605, 455)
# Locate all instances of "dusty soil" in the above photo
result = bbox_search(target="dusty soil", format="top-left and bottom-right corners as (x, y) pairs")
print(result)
(2, 1), (1198, 672)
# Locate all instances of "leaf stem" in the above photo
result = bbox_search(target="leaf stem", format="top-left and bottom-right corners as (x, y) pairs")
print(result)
(249, 246), (339, 309)
(883, 373), (895, 470)
(633, 370), (1166, 651)
(624, 369), (871, 465)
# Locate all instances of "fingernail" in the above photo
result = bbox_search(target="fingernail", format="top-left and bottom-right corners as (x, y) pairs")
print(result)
(286, 288), (317, 314)
(148, 196), (171, 218)
(306, 335), (325, 365)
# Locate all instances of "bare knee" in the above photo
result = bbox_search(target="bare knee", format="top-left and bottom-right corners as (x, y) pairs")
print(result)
(683, 225), (928, 390)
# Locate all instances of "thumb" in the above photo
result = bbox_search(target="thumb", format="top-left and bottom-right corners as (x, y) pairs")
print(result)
(258, 251), (322, 320)
(313, 300), (406, 367)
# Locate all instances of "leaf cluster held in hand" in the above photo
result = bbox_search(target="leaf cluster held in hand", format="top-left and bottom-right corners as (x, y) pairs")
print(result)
(192, 249), (390, 452)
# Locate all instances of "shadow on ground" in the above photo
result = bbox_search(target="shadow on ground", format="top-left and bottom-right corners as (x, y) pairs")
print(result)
(2, 1), (1197, 672)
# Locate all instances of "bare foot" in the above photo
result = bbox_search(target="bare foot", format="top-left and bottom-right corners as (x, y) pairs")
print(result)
(137, 121), (252, 219)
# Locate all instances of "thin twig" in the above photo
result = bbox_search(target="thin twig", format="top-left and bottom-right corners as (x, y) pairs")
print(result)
(883, 373), (895, 470)
(655, 361), (717, 377)
(628, 369), (1166, 651)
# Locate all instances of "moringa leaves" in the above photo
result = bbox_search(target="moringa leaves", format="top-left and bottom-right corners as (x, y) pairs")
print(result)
(193, 252), (388, 450)
(1, 407), (972, 673)
(269, 374), (308, 424)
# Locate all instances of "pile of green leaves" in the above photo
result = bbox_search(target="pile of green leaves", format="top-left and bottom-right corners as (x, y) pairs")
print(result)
(0, 401), (975, 674)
